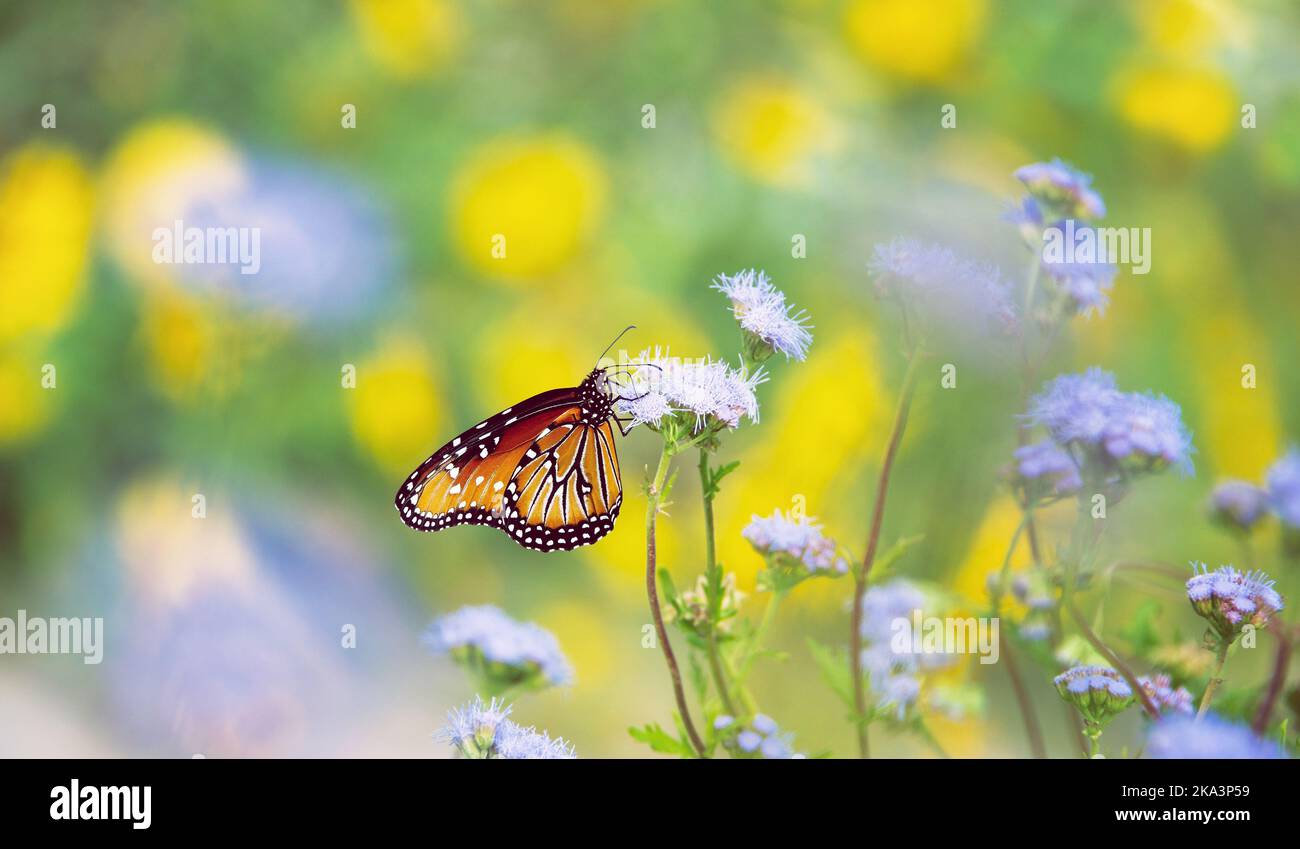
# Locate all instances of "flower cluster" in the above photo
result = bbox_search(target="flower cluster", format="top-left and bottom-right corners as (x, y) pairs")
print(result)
(616, 348), (766, 433)
(1136, 674), (1193, 715)
(1146, 714), (1287, 760)
(1040, 246), (1118, 318)
(868, 238), (1018, 341)
(1266, 448), (1300, 529)
(712, 269), (812, 363)
(1186, 563), (1284, 642)
(859, 580), (954, 720)
(437, 697), (576, 759)
(743, 509), (848, 589)
(1006, 570), (1056, 641)
(1014, 159), (1106, 222)
(1053, 665), (1135, 727)
(423, 605), (573, 692)
(1203, 448), (1300, 541)
(1012, 440), (1082, 497)
(1023, 368), (1194, 485)
(713, 713), (801, 759)
(1207, 479), (1271, 531)
(669, 572), (745, 637)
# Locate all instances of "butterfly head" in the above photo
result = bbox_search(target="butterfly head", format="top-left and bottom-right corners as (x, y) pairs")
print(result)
(578, 368), (619, 423)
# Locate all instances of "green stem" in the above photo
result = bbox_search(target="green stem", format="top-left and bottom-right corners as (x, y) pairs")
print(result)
(739, 588), (785, 683)
(1061, 494), (1161, 720)
(646, 442), (707, 757)
(1197, 640), (1231, 720)
(698, 448), (738, 717)
(1087, 729), (1101, 759)
(849, 348), (923, 759)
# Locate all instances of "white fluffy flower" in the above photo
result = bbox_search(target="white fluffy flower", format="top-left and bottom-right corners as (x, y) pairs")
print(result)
(712, 269), (813, 361)
(616, 347), (766, 431)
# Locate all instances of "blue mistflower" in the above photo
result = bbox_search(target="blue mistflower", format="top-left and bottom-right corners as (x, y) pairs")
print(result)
(858, 580), (954, 720)
(1040, 249), (1118, 318)
(1186, 563), (1284, 640)
(1053, 665), (1135, 726)
(1014, 440), (1082, 495)
(423, 604), (574, 690)
(1014, 159), (1106, 220)
(1208, 479), (1271, 531)
(1027, 368), (1121, 445)
(438, 697), (576, 759)
(743, 509), (848, 577)
(1266, 448), (1300, 529)
(1100, 391), (1195, 474)
(712, 269), (813, 362)
(868, 238), (1019, 340)
(1147, 714), (1287, 759)
(1025, 369), (1194, 477)
(716, 715), (802, 759)
(1136, 674), (1193, 715)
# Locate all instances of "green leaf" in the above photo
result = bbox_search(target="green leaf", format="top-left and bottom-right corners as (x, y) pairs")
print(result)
(628, 723), (695, 757)
(807, 637), (855, 710)
(688, 651), (709, 703)
(866, 534), (926, 584)
(705, 460), (741, 497)
(657, 568), (683, 619)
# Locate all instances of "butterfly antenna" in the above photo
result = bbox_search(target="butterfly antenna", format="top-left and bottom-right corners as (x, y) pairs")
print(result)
(596, 325), (636, 364)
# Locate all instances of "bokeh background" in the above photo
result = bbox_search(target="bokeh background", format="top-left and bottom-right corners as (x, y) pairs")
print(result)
(2, 0), (1299, 757)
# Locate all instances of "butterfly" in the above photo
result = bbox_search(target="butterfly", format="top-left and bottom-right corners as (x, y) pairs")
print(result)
(394, 329), (643, 552)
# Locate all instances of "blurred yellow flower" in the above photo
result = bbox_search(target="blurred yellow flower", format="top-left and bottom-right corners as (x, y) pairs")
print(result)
(140, 293), (218, 402)
(475, 302), (591, 411)
(100, 118), (247, 289)
(450, 135), (607, 283)
(348, 335), (445, 475)
(0, 145), (94, 343)
(1133, 0), (1246, 57)
(0, 349), (52, 445)
(844, 0), (986, 84)
(534, 600), (616, 687)
(712, 76), (836, 186)
(1186, 303), (1282, 479)
(950, 496), (1031, 619)
(1113, 64), (1236, 152)
(350, 0), (461, 79)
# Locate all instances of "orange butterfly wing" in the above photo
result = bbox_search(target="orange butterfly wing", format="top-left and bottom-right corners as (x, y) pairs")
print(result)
(504, 414), (622, 551)
(394, 387), (623, 551)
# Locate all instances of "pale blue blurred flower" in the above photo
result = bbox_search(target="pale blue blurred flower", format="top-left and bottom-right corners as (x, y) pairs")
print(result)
(1026, 369), (1194, 475)
(1014, 159), (1106, 219)
(1208, 479), (1270, 530)
(1136, 674), (1193, 715)
(869, 238), (1018, 339)
(743, 509), (847, 575)
(1266, 448), (1300, 528)
(1147, 714), (1287, 759)
(1014, 440), (1082, 495)
(423, 604), (573, 687)
(179, 159), (396, 322)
